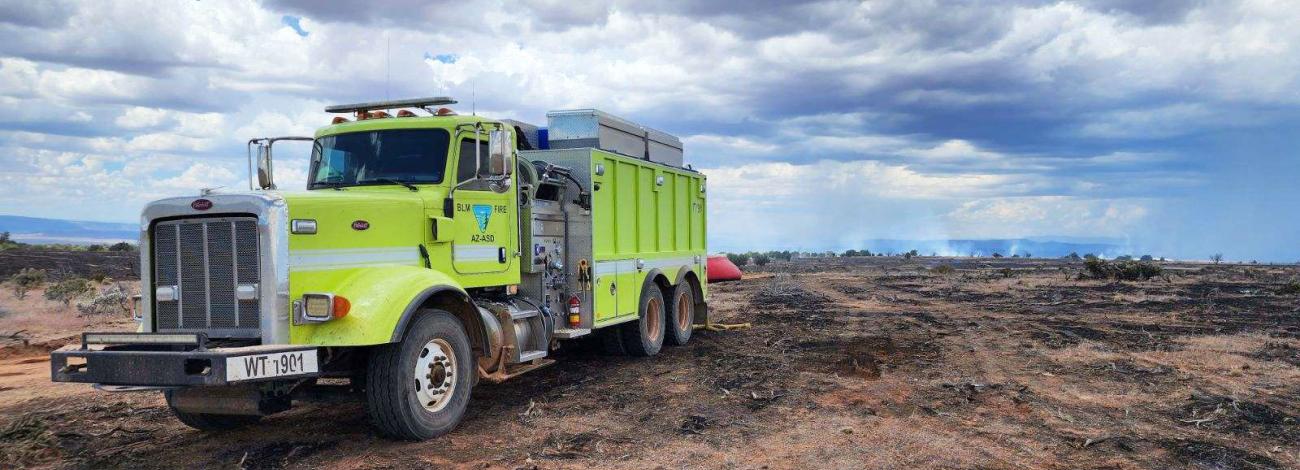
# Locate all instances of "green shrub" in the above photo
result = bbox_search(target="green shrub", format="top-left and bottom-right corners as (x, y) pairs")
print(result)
(8, 268), (46, 299)
(45, 277), (93, 306)
(752, 254), (771, 266)
(726, 252), (748, 267)
(108, 242), (135, 252)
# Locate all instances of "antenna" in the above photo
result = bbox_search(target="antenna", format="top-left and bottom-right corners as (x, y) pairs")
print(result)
(385, 35), (391, 100)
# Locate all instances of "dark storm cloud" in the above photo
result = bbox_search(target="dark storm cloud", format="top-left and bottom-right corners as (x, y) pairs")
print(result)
(263, 0), (441, 25)
(0, 0), (74, 28)
(0, 2), (230, 76)
(1077, 0), (1206, 23)
(264, 0), (611, 31)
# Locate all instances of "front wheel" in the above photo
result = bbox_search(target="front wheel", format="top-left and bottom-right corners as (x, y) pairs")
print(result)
(365, 309), (474, 440)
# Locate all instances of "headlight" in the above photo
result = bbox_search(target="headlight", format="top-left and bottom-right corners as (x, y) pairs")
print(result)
(299, 293), (350, 323)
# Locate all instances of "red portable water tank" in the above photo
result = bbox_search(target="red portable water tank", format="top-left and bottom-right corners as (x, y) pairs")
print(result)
(707, 255), (742, 282)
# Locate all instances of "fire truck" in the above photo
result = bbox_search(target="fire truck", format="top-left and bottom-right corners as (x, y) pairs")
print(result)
(51, 98), (708, 440)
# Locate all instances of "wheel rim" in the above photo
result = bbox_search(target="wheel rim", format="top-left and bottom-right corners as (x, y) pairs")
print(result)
(646, 297), (663, 342)
(675, 291), (691, 332)
(414, 338), (456, 412)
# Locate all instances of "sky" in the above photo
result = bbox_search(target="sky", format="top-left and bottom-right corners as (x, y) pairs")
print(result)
(0, 0), (1297, 261)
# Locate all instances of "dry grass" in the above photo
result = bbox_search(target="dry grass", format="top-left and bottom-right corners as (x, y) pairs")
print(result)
(1, 257), (1298, 469)
(0, 282), (135, 348)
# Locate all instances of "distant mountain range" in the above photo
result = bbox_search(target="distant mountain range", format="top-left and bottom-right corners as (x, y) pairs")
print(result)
(0, 215), (137, 244)
(717, 238), (1131, 259)
(1, 214), (1132, 259)
(852, 238), (1126, 258)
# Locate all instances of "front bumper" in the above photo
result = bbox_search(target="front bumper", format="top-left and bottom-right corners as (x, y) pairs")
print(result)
(51, 333), (319, 387)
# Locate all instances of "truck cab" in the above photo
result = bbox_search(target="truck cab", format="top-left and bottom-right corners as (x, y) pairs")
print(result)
(50, 98), (708, 440)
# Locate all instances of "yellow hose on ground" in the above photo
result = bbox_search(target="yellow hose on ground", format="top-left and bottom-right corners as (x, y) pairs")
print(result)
(693, 321), (752, 331)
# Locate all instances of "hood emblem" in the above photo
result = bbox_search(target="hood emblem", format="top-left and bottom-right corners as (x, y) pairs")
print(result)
(351, 220), (370, 231)
(191, 199), (213, 211)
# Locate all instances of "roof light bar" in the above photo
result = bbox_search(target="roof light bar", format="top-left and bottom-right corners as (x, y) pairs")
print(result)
(324, 97), (457, 114)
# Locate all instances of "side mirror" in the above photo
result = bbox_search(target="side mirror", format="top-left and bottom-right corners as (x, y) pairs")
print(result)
(256, 144), (276, 189)
(487, 129), (512, 177)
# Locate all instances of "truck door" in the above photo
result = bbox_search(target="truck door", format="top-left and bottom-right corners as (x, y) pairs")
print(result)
(451, 135), (514, 274)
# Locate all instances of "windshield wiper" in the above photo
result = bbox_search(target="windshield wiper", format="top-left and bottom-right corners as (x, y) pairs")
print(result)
(312, 181), (346, 191)
(366, 178), (419, 192)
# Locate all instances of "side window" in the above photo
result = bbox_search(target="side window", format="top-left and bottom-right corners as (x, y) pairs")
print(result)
(314, 148), (351, 183)
(457, 138), (490, 184)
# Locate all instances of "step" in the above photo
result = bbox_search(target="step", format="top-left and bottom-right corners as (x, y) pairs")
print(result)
(552, 328), (591, 339)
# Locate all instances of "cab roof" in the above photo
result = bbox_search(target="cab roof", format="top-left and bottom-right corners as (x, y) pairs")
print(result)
(315, 113), (499, 138)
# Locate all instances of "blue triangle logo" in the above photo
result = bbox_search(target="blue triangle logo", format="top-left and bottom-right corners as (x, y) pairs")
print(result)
(472, 204), (492, 232)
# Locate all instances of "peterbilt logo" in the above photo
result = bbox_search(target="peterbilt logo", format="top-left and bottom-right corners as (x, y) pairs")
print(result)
(191, 199), (213, 211)
(351, 220), (370, 231)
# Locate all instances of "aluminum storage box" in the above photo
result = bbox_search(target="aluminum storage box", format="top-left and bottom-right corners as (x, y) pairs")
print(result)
(545, 109), (684, 167)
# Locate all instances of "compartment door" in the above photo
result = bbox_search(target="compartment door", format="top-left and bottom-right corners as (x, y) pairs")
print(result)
(593, 260), (620, 323)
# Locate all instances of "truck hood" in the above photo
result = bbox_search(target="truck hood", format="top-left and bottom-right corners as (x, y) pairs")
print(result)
(281, 188), (442, 252)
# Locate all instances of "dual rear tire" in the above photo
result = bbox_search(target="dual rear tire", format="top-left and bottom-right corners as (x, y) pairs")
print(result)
(616, 281), (696, 356)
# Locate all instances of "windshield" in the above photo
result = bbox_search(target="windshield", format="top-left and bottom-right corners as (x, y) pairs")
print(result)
(308, 129), (450, 189)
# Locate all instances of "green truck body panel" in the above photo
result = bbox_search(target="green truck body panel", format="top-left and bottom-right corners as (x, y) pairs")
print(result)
(586, 149), (707, 325)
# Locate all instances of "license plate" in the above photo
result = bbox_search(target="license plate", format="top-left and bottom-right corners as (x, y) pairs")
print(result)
(225, 350), (318, 382)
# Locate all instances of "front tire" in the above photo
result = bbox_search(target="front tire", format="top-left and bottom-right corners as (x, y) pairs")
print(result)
(366, 309), (474, 441)
(621, 284), (666, 357)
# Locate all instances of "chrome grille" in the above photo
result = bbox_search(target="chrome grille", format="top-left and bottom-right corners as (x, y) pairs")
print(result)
(152, 217), (260, 337)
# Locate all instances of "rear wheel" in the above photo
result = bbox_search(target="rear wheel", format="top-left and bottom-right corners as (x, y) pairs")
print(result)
(621, 284), (665, 357)
(365, 309), (474, 440)
(665, 282), (695, 346)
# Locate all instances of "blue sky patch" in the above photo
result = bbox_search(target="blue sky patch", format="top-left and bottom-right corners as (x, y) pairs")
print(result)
(425, 52), (458, 64)
(281, 15), (308, 37)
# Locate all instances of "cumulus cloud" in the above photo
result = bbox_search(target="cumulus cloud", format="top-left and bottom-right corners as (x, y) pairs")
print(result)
(0, 0), (1295, 260)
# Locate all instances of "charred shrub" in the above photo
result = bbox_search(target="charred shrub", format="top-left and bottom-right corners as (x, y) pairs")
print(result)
(752, 273), (829, 309)
(931, 264), (955, 275)
(1084, 259), (1163, 281)
(1278, 280), (1300, 296)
